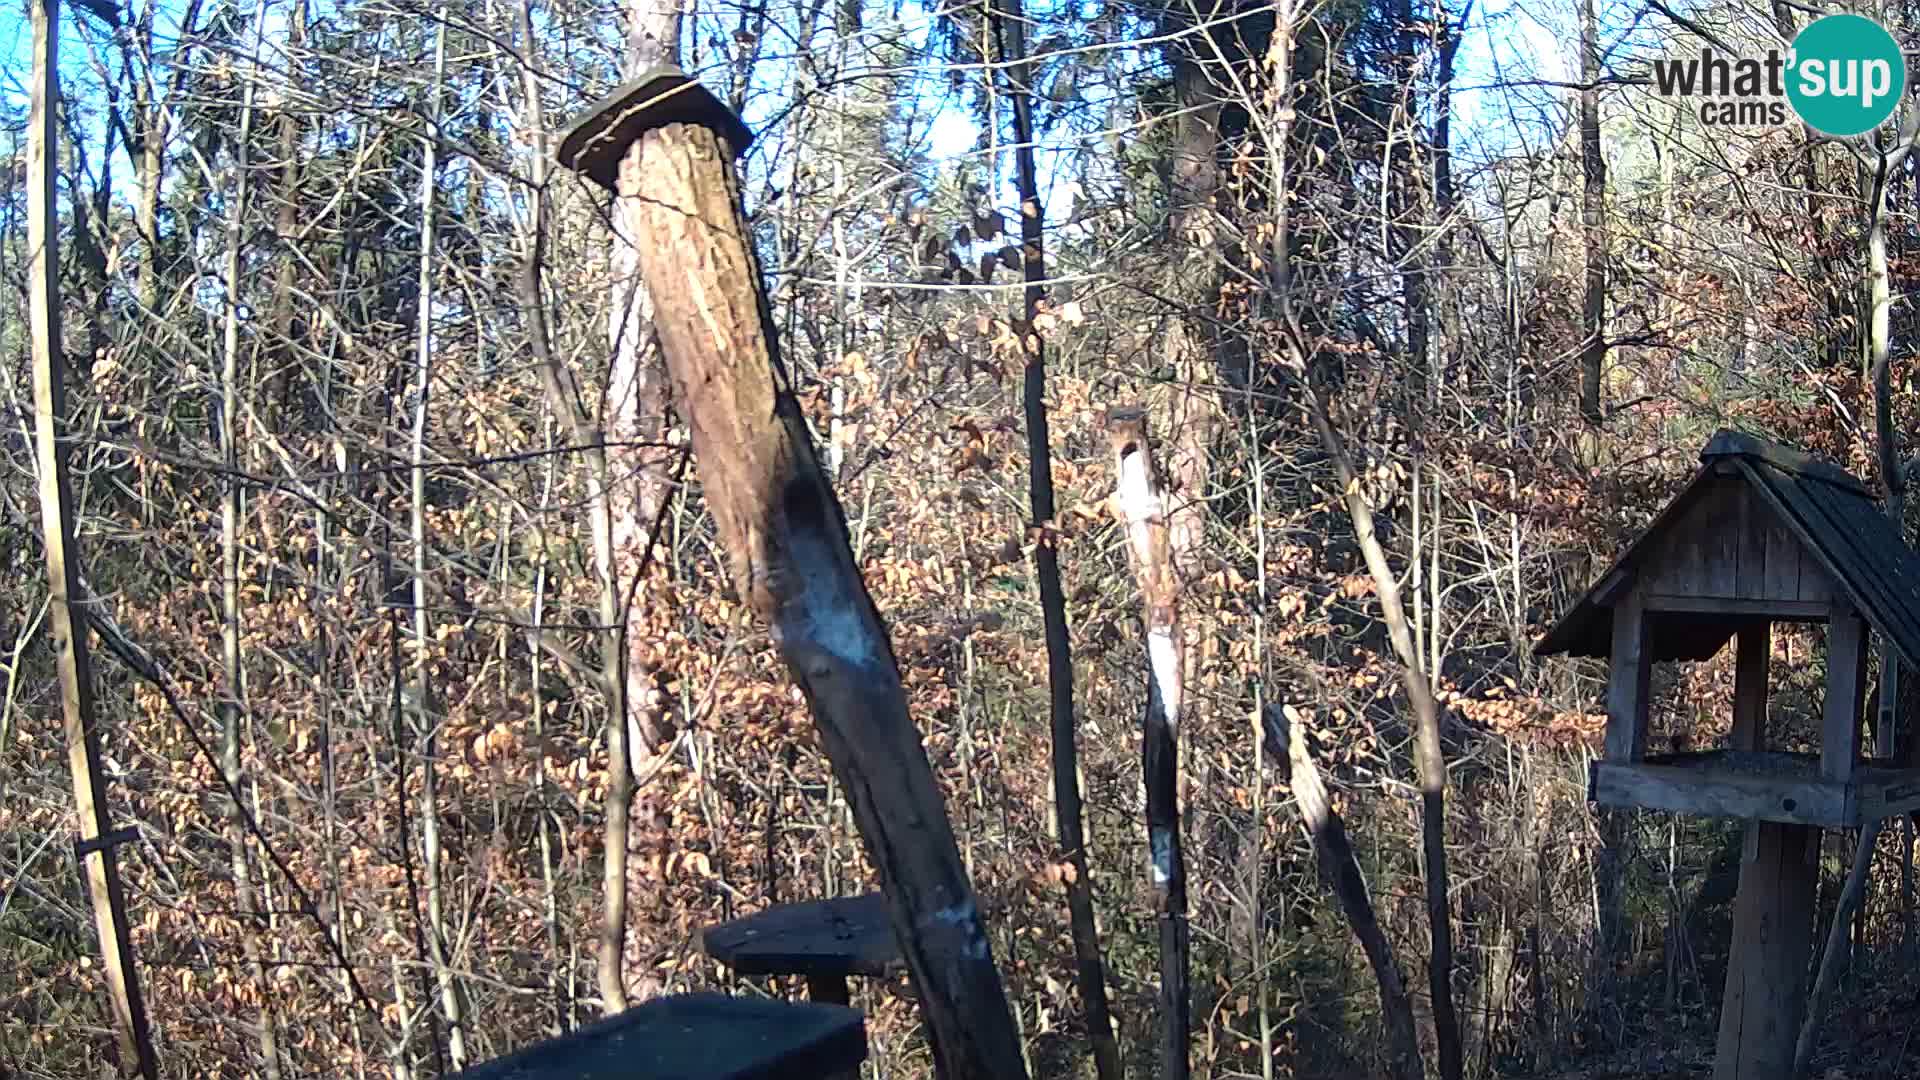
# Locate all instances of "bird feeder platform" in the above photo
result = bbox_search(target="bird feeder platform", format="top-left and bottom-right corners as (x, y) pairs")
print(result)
(1590, 748), (1920, 828)
(701, 893), (903, 1005)
(449, 992), (867, 1080)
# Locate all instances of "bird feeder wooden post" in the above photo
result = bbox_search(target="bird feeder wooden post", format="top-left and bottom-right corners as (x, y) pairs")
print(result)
(1537, 431), (1920, 1080)
(553, 69), (1029, 1080)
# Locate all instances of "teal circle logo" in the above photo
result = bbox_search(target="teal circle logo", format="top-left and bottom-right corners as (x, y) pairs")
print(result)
(1787, 14), (1905, 137)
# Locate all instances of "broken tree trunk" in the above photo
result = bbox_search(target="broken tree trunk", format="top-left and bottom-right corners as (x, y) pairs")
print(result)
(28, 0), (159, 1073)
(1105, 405), (1190, 1079)
(555, 70), (1028, 1080)
(1262, 704), (1424, 1080)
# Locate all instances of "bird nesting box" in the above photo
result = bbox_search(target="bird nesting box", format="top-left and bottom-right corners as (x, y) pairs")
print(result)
(1536, 430), (1920, 828)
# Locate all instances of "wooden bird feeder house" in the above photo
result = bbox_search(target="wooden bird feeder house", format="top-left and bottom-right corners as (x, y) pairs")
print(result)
(1537, 429), (1920, 1079)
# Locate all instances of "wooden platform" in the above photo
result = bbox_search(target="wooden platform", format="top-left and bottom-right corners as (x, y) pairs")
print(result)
(701, 893), (902, 982)
(1589, 750), (1920, 827)
(450, 992), (866, 1080)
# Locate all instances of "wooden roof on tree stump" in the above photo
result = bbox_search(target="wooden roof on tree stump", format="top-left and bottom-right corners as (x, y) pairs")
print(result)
(554, 65), (754, 191)
(1535, 430), (1920, 668)
(448, 992), (866, 1080)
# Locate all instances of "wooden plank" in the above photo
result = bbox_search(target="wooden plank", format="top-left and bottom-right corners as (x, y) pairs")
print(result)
(1643, 596), (1828, 619)
(806, 975), (852, 1006)
(1854, 769), (1920, 822)
(1702, 429), (1870, 494)
(450, 993), (867, 1080)
(1703, 481), (1742, 597)
(1824, 595), (1865, 783)
(1651, 485), (1714, 597)
(1536, 466), (1720, 659)
(1736, 480), (1769, 600)
(1731, 623), (1769, 752)
(1794, 543), (1835, 604)
(700, 894), (901, 979)
(1606, 588), (1652, 761)
(1589, 761), (1851, 827)
(1810, 484), (1920, 668)
(1714, 822), (1818, 1080)
(1762, 493), (1804, 601)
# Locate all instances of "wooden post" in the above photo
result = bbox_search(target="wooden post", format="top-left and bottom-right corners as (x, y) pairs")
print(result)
(1104, 405), (1191, 1079)
(1733, 622), (1769, 864)
(1605, 587), (1650, 762)
(27, 0), (158, 1074)
(1731, 622), (1769, 752)
(555, 71), (1028, 1080)
(1713, 821), (1817, 1080)
(1824, 596), (1866, 784)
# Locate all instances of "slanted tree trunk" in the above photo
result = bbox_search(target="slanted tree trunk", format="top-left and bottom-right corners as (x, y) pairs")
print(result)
(1262, 705), (1424, 1080)
(1105, 407), (1190, 1080)
(28, 0), (159, 1071)
(1305, 382), (1463, 1080)
(991, 3), (1123, 1076)
(597, 105), (1029, 1080)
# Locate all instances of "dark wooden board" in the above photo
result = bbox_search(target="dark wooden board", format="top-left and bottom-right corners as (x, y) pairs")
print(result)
(702, 893), (902, 979)
(450, 993), (866, 1080)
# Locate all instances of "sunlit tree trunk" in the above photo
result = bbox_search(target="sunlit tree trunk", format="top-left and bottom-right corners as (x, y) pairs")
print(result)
(600, 0), (684, 1012)
(218, 2), (282, 1070)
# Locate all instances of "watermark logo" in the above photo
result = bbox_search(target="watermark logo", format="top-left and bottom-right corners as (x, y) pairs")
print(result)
(1650, 13), (1906, 136)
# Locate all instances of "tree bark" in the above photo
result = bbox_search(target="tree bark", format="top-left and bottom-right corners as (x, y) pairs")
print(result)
(601, 0), (684, 1012)
(615, 116), (1029, 1080)
(28, 0), (158, 1071)
(1105, 407), (1190, 1080)
(410, 14), (467, 1067)
(990, 2), (1124, 1074)
(1578, 0), (1606, 424)
(516, 121), (638, 1018)
(217, 1), (283, 1069)
(1306, 384), (1463, 1080)
(1262, 705), (1425, 1080)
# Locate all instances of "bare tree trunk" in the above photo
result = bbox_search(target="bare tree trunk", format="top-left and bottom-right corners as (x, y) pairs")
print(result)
(28, 0), (158, 1071)
(1262, 705), (1424, 1080)
(598, 0), (684, 1012)
(217, 1), (282, 1069)
(511, 0), (569, 1032)
(1795, 820), (1882, 1078)
(409, 14), (466, 1067)
(1105, 407), (1190, 1080)
(990, 3), (1123, 1073)
(1868, 164), (1907, 753)
(1305, 383), (1463, 1080)
(265, 0), (308, 424)
(518, 119), (636, 1019)
(1578, 0), (1606, 424)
